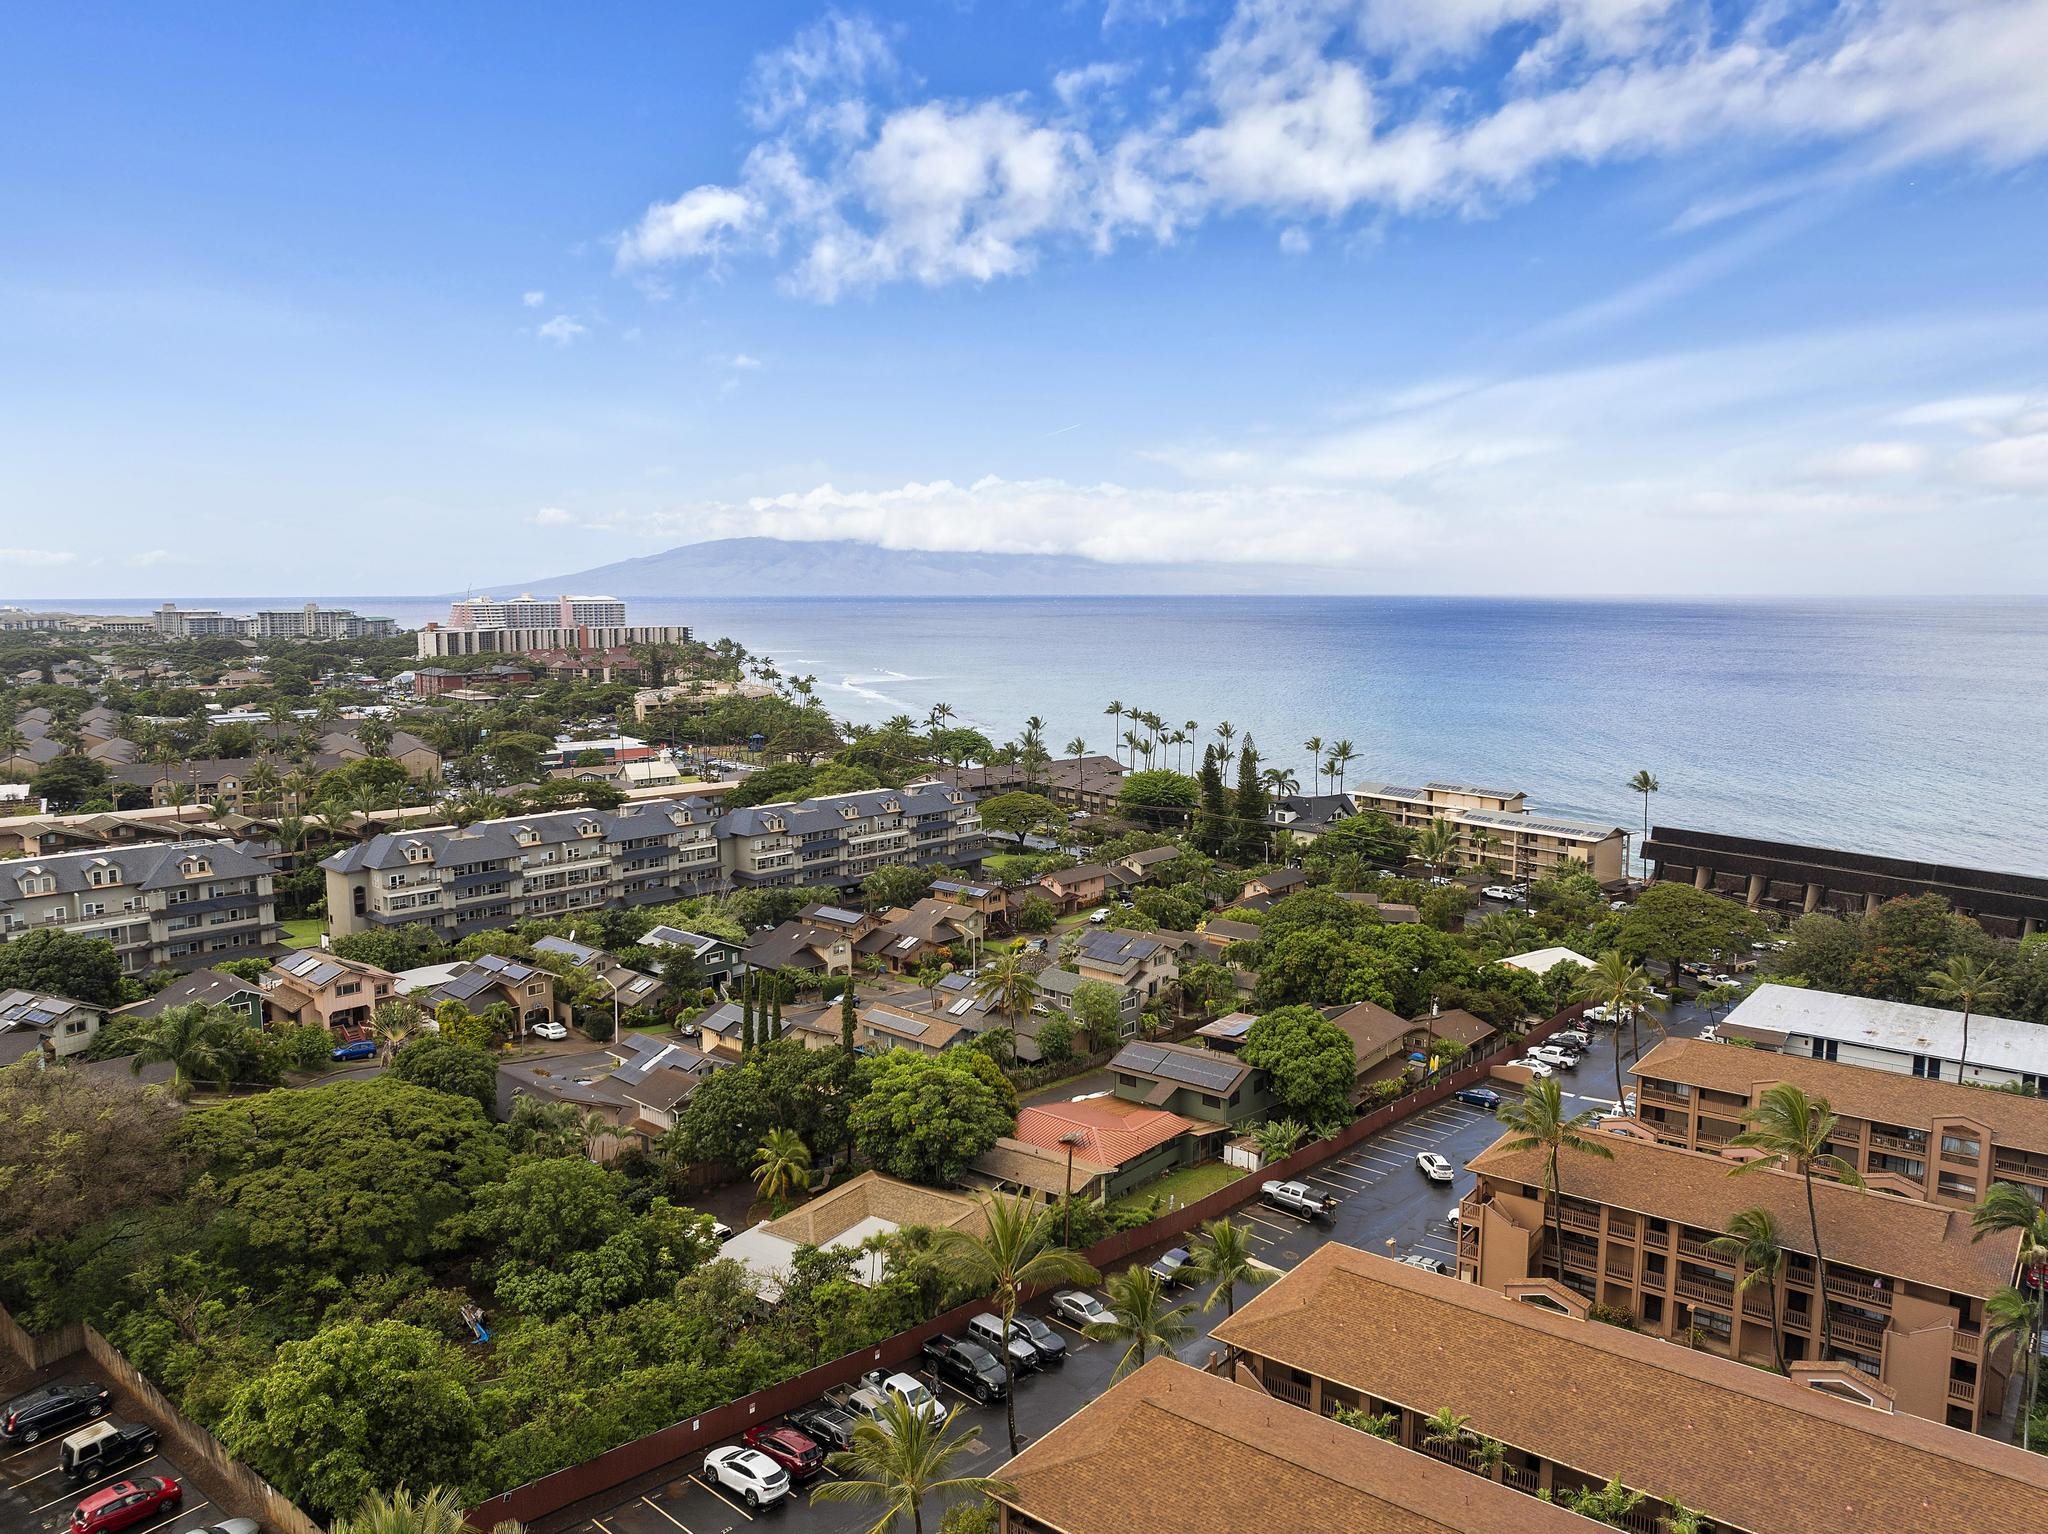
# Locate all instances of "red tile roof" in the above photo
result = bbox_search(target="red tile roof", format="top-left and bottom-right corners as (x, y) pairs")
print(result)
(1014, 1097), (1214, 1169)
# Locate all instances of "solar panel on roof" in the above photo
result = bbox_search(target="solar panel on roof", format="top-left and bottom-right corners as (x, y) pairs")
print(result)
(948, 997), (974, 1016)
(816, 905), (863, 924)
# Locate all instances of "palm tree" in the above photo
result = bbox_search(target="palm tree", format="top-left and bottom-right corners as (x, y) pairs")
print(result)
(1420, 1406), (1472, 1457)
(1972, 1181), (2048, 1444)
(1627, 769), (1659, 871)
(809, 1398), (1013, 1534)
(974, 952), (1039, 1025)
(331, 1485), (523, 1534)
(1190, 1217), (1272, 1319)
(1251, 1117), (1310, 1164)
(371, 997), (426, 1064)
(933, 1193), (1098, 1454)
(1104, 701), (1125, 763)
(1302, 735), (1325, 793)
(1260, 766), (1299, 797)
(1495, 1078), (1614, 1288)
(1415, 819), (1461, 875)
(1065, 735), (1086, 787)
(1330, 739), (1357, 792)
(1921, 955), (2005, 1084)
(128, 1003), (235, 1097)
(1727, 1082), (1865, 1356)
(751, 1127), (812, 1213)
(1984, 1286), (2038, 1444)
(1084, 1265), (1194, 1381)
(1214, 720), (1235, 759)
(1574, 951), (1665, 1107)
(1709, 1207), (1788, 1373)
(1467, 826), (1501, 875)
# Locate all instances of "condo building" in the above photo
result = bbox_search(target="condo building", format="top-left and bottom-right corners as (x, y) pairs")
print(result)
(0, 841), (279, 972)
(447, 593), (628, 628)
(1460, 1128), (2022, 1433)
(1346, 779), (1629, 883)
(1208, 1243), (2048, 1534)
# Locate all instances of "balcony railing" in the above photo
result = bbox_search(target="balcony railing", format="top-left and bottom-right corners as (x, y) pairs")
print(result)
(1675, 1274), (1735, 1307)
(1948, 1378), (1977, 1405)
(1828, 1312), (1887, 1353)
(1557, 1204), (1601, 1233)
(1676, 1234), (1720, 1262)
(1870, 1129), (1928, 1155)
(1824, 1273), (1891, 1307)
(1264, 1374), (1311, 1408)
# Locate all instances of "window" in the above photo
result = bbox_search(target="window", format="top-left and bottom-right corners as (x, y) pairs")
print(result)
(1913, 1054), (1942, 1079)
(1940, 1133), (1982, 1159)
(1810, 1038), (1840, 1061)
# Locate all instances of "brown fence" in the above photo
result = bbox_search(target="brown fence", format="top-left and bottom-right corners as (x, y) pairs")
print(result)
(473, 1000), (1585, 1530)
(0, 1308), (320, 1534)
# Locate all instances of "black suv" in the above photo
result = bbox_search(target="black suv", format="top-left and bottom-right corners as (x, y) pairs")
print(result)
(920, 1336), (1008, 1402)
(61, 1421), (160, 1484)
(0, 1382), (111, 1443)
(785, 1403), (858, 1453)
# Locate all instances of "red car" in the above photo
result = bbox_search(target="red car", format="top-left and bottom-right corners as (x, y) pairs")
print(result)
(742, 1422), (826, 1479)
(71, 1476), (182, 1534)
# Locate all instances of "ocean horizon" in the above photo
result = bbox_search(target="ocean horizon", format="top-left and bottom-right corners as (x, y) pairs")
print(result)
(19, 593), (2048, 877)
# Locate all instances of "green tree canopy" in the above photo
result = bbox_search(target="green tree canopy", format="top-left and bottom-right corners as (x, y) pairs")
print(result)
(849, 1051), (1015, 1186)
(1240, 1004), (1357, 1129)
(666, 1037), (857, 1170)
(975, 791), (1067, 838)
(0, 927), (126, 1006)
(391, 1034), (499, 1110)
(1116, 770), (1198, 826)
(862, 862), (934, 913)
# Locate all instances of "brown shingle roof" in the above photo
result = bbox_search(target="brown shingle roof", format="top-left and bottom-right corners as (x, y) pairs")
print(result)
(1467, 1129), (2021, 1296)
(997, 1356), (1593, 1534)
(1427, 1007), (1497, 1048)
(1325, 1000), (1412, 1061)
(762, 1170), (984, 1246)
(1638, 1036), (2048, 1154)
(1211, 1245), (2048, 1534)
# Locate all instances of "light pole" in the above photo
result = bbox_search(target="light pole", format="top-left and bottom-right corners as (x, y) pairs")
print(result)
(600, 972), (624, 1043)
(1059, 1131), (1087, 1249)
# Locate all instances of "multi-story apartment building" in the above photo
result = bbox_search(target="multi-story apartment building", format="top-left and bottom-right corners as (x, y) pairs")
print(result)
(1632, 1036), (2048, 1208)
(1461, 1128), (2022, 1433)
(447, 593), (627, 629)
(322, 799), (726, 939)
(715, 783), (983, 889)
(1721, 983), (2048, 1091)
(1347, 778), (1629, 883)
(245, 603), (396, 639)
(1209, 1243), (2048, 1534)
(414, 622), (692, 667)
(0, 842), (279, 973)
(150, 603), (240, 637)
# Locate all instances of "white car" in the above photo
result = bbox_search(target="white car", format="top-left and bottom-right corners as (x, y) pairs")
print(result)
(529, 1020), (569, 1041)
(1527, 1045), (1577, 1069)
(1088, 907), (1111, 924)
(871, 1371), (943, 1425)
(1416, 1151), (1455, 1183)
(1051, 1290), (1117, 1330)
(702, 1445), (791, 1509)
(1697, 1026), (1720, 1044)
(1481, 885), (1519, 901)
(1508, 1056), (1555, 1078)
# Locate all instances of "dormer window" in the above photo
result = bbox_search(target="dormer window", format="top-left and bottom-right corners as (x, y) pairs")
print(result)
(403, 843), (433, 864)
(86, 861), (121, 888)
(881, 798), (900, 813)
(179, 855), (212, 878)
(763, 814), (785, 833)
(18, 869), (55, 896)
(578, 820), (602, 837)
(515, 827), (541, 846)
(840, 804), (858, 819)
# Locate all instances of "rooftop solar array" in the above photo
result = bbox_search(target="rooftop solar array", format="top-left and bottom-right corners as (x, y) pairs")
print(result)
(815, 905), (864, 925)
(1112, 1041), (1242, 1092)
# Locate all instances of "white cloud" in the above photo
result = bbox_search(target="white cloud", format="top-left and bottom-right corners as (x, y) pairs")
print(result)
(124, 548), (190, 568)
(727, 352), (764, 369)
(1809, 441), (1932, 478)
(1, 547), (75, 567)
(614, 0), (2048, 299)
(530, 506), (576, 526)
(522, 290), (546, 307)
(1278, 225), (1311, 253)
(537, 314), (589, 346)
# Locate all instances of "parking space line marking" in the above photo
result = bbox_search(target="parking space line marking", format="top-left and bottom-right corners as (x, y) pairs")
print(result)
(590, 1516), (620, 1534)
(691, 1474), (754, 1521)
(134, 1499), (205, 1534)
(640, 1495), (693, 1533)
(1311, 1166), (1371, 1188)
(1, 1440), (55, 1463)
(1237, 1210), (1292, 1234)
(24, 1452), (162, 1488)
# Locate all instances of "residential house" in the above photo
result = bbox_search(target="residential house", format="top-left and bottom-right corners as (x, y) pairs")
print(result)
(720, 1171), (989, 1302)
(0, 841), (279, 973)
(117, 968), (265, 1025)
(1034, 966), (1140, 1048)
(430, 953), (558, 1033)
(1721, 983), (2048, 1091)
(936, 753), (1126, 814)
(1265, 793), (1356, 844)
(1238, 868), (1309, 904)
(533, 935), (668, 1018)
(743, 917), (856, 978)
(497, 1034), (723, 1141)
(1197, 917), (1262, 953)
(992, 1355), (1600, 1534)
(1499, 946), (1594, 978)
(857, 898), (982, 974)
(1113, 845), (1185, 884)
(1035, 863), (1125, 915)
(263, 950), (397, 1033)
(0, 989), (105, 1066)
(1210, 1242), (2048, 1534)
(854, 997), (968, 1056)
(1461, 1127), (2023, 1433)
(1108, 1040), (1274, 1126)
(1072, 928), (1180, 1007)
(640, 924), (744, 986)
(1003, 1096), (1223, 1199)
(928, 877), (1009, 927)
(1633, 1035), (2048, 1209)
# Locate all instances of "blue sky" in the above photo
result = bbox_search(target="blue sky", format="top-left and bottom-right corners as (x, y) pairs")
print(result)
(4, 0), (2046, 597)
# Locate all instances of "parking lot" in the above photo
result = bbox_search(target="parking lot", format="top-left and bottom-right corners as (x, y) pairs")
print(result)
(547, 1002), (1713, 1534)
(0, 1370), (228, 1534)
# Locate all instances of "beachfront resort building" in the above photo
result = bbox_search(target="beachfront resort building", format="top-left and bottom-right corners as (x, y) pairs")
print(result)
(1346, 779), (1629, 882)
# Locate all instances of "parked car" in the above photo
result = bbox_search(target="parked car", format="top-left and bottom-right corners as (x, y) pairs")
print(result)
(825, 1370), (944, 1427)
(530, 1020), (569, 1041)
(1148, 1247), (1195, 1288)
(196, 1523), (260, 1534)
(329, 1038), (377, 1063)
(60, 1422), (158, 1486)
(1527, 1045), (1577, 1070)
(741, 1422), (825, 1481)
(1088, 907), (1111, 924)
(70, 1478), (182, 1534)
(967, 1312), (1046, 1373)
(1481, 884), (1519, 902)
(1507, 1056), (1555, 1078)
(1050, 1290), (1118, 1330)
(3, 1382), (111, 1443)
(922, 1335), (1009, 1403)
(785, 1402), (858, 1453)
(1415, 1152), (1455, 1183)
(1010, 1313), (1067, 1366)
(1453, 1086), (1504, 1110)
(1400, 1253), (1454, 1276)
(1261, 1180), (1337, 1220)
(701, 1446), (791, 1509)
(1698, 1026), (1720, 1044)
(1550, 1029), (1591, 1050)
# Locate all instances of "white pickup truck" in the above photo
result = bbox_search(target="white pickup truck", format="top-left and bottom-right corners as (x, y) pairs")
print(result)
(1261, 1180), (1338, 1220)
(824, 1370), (943, 1427)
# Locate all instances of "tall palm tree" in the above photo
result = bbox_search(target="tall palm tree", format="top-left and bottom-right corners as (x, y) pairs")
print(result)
(1709, 1207), (1788, 1373)
(1467, 826), (1501, 874)
(809, 1399), (1013, 1534)
(1415, 819), (1461, 875)
(1084, 1265), (1194, 1381)
(1214, 720), (1235, 759)
(1727, 1083), (1865, 1356)
(751, 1127), (812, 1213)
(1495, 1078), (1614, 1290)
(1065, 736), (1087, 790)
(1302, 735), (1325, 794)
(1331, 739), (1357, 792)
(1574, 951), (1665, 1108)
(1260, 766), (1299, 797)
(1972, 1180), (2048, 1444)
(331, 1485), (523, 1534)
(371, 997), (426, 1064)
(933, 1193), (1098, 1454)
(1922, 955), (2005, 1084)
(1190, 1217), (1272, 1319)
(128, 1003), (235, 1097)
(1985, 1286), (2038, 1444)
(1627, 769), (1659, 871)
(974, 951), (1039, 1025)
(1104, 701), (1125, 763)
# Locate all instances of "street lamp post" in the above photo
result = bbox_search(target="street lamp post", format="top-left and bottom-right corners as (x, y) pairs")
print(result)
(1059, 1131), (1087, 1249)
(600, 973), (623, 1043)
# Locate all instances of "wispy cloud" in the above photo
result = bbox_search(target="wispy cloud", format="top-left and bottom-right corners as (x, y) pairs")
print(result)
(1, 547), (75, 567)
(522, 289), (546, 308)
(537, 314), (589, 346)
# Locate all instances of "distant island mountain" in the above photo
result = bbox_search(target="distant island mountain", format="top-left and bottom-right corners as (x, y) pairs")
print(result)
(494, 537), (1339, 598)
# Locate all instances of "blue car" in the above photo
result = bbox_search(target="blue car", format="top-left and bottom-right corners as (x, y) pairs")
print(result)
(331, 1039), (378, 1062)
(1455, 1087), (1505, 1110)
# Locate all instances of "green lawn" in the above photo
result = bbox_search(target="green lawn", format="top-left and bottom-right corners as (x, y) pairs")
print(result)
(1109, 1161), (1246, 1216)
(280, 917), (326, 949)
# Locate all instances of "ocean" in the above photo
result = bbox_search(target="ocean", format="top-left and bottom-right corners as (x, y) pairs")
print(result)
(42, 594), (2048, 875)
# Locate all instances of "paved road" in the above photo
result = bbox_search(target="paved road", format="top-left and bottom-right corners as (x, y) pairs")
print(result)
(554, 999), (1715, 1534)
(0, 1370), (235, 1534)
